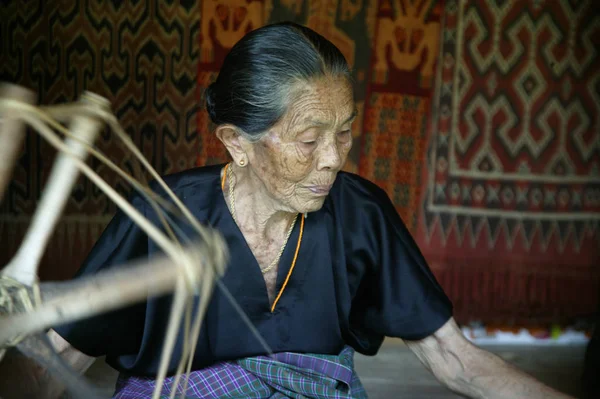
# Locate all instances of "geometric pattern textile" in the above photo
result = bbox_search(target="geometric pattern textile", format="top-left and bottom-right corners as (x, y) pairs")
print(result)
(416, 0), (600, 325)
(0, 0), (201, 281)
(2, 0), (596, 326)
(358, 0), (445, 228)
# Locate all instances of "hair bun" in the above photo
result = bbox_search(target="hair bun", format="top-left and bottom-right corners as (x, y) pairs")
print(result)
(205, 84), (218, 122)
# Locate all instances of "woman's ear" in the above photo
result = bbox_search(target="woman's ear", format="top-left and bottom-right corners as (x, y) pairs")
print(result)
(215, 125), (249, 165)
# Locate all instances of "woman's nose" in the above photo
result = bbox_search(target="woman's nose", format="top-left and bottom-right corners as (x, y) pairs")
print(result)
(316, 141), (342, 171)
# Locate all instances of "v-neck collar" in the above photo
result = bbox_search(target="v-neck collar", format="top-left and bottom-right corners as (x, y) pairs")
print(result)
(214, 164), (305, 313)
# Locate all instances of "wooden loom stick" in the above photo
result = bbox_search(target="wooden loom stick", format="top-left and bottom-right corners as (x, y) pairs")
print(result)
(1, 92), (106, 286)
(0, 242), (222, 348)
(156, 250), (218, 399)
(24, 101), (222, 251)
(0, 88), (228, 399)
(152, 277), (189, 399)
(4, 104), (198, 274)
(0, 84), (35, 203)
(172, 259), (218, 399)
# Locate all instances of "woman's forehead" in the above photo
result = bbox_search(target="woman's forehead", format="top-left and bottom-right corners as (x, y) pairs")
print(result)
(283, 79), (355, 128)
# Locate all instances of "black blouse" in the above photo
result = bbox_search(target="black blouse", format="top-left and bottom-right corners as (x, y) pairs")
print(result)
(54, 164), (453, 377)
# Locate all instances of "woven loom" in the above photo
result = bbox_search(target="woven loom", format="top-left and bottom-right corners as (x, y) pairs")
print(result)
(0, 83), (261, 399)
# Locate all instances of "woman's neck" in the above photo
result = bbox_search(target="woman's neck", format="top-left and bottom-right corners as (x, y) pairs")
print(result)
(227, 164), (296, 240)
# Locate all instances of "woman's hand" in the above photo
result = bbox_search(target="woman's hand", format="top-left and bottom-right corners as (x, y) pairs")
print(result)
(404, 317), (574, 399)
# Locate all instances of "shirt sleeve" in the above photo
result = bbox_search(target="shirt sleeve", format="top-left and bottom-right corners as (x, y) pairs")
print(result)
(345, 177), (453, 342)
(53, 195), (149, 357)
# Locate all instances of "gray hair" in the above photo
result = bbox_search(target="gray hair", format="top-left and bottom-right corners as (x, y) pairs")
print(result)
(204, 22), (351, 141)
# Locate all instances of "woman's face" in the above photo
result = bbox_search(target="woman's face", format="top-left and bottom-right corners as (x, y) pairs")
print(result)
(245, 76), (356, 214)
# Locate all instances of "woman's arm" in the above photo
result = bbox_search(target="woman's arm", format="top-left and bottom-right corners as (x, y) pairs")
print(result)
(405, 317), (574, 399)
(0, 329), (95, 399)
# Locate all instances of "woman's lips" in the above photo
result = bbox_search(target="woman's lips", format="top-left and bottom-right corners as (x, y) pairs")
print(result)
(306, 185), (333, 195)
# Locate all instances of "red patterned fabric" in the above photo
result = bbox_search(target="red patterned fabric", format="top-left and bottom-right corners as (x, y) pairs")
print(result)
(358, 0), (444, 228)
(196, 0), (599, 325)
(415, 0), (600, 324)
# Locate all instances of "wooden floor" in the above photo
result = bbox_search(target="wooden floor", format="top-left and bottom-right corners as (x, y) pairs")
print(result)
(84, 339), (587, 398)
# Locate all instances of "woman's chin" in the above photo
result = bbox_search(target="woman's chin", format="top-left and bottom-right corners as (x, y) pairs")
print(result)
(296, 196), (327, 214)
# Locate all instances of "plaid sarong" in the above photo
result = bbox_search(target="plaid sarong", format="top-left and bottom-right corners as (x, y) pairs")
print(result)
(113, 346), (368, 398)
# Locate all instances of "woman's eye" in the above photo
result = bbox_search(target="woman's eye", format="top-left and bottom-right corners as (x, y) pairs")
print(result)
(301, 140), (317, 146)
(338, 130), (351, 141)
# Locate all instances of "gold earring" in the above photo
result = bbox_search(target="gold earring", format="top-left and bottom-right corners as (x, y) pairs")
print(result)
(239, 159), (245, 166)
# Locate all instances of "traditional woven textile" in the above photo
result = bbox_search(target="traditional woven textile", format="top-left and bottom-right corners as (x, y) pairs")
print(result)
(358, 0), (445, 228)
(0, 0), (201, 281)
(2, 0), (597, 328)
(113, 346), (367, 399)
(415, 0), (600, 324)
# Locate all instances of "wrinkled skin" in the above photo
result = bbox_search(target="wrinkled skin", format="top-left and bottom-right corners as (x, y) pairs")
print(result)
(217, 76), (356, 302)
(240, 76), (356, 215)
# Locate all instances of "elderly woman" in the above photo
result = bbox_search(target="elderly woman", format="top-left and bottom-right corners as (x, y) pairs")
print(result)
(6, 22), (572, 399)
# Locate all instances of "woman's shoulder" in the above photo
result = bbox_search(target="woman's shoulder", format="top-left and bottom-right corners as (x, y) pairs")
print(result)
(128, 164), (224, 213)
(152, 164), (224, 194)
(327, 171), (403, 229)
(330, 171), (391, 205)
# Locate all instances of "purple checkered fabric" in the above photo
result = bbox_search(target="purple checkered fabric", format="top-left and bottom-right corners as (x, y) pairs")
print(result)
(113, 345), (367, 398)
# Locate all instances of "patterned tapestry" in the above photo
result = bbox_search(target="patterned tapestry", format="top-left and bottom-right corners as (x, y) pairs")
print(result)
(1, 0), (597, 325)
(0, 0), (201, 280)
(358, 0), (444, 226)
(416, 0), (600, 324)
(196, 0), (599, 325)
